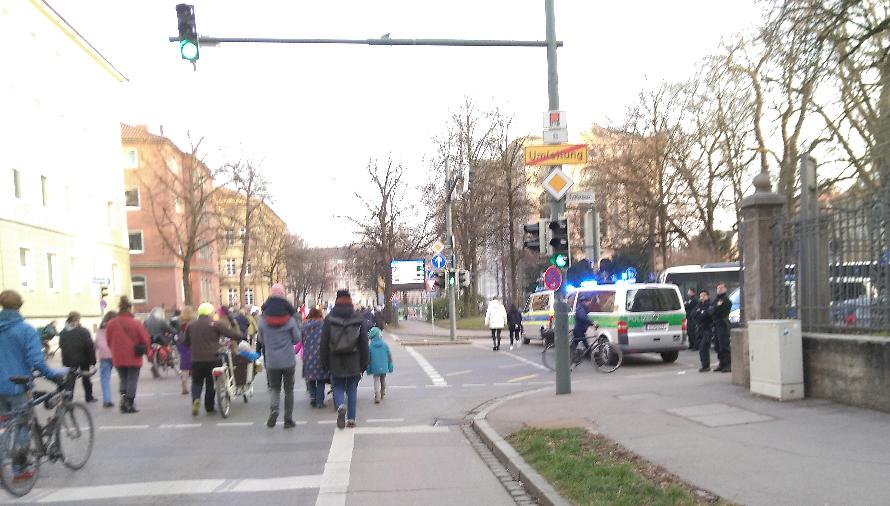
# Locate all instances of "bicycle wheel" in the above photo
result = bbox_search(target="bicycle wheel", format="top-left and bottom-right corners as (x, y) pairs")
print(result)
(541, 342), (556, 371)
(56, 402), (94, 470)
(0, 417), (41, 497)
(216, 379), (231, 418)
(591, 336), (623, 373)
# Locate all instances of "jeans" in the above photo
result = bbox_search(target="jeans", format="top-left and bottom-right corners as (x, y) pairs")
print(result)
(116, 366), (140, 399)
(191, 361), (217, 412)
(99, 359), (113, 404)
(268, 368), (295, 421)
(0, 394), (31, 474)
(332, 376), (359, 421)
(307, 379), (326, 407)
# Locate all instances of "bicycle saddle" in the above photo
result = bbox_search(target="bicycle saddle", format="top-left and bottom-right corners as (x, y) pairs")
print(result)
(9, 376), (31, 385)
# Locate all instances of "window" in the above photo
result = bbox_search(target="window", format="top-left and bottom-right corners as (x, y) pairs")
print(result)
(199, 245), (211, 260)
(245, 260), (252, 276)
(19, 248), (33, 290)
(70, 257), (82, 294)
(124, 148), (138, 168)
(225, 229), (235, 245)
(128, 231), (144, 254)
(201, 277), (212, 301)
(46, 253), (59, 291)
(239, 227), (246, 240)
(225, 258), (237, 276)
(41, 176), (48, 206)
(132, 276), (147, 303)
(124, 187), (140, 208)
(227, 288), (238, 305)
(169, 158), (179, 174)
(530, 294), (549, 312)
(244, 288), (254, 306)
(12, 169), (21, 198)
(625, 288), (682, 312)
(580, 290), (616, 313)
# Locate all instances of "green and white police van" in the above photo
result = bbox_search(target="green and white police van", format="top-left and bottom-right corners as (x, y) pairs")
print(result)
(523, 280), (688, 362)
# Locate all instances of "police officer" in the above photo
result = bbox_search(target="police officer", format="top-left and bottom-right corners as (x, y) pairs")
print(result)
(695, 289), (713, 372)
(710, 282), (732, 373)
(684, 288), (699, 350)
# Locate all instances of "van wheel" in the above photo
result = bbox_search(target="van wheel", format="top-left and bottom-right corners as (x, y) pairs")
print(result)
(660, 351), (679, 363)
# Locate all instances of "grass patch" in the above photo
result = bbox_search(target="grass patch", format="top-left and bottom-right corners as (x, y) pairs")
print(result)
(507, 427), (719, 506)
(433, 316), (488, 331)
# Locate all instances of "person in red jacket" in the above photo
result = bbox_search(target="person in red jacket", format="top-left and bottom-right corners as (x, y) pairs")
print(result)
(105, 296), (151, 413)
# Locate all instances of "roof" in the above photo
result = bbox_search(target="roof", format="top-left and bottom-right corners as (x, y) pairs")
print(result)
(121, 124), (169, 144)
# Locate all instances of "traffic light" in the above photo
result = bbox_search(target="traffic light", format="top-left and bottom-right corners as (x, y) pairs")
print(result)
(548, 218), (569, 268)
(447, 271), (457, 287)
(523, 220), (547, 255)
(176, 4), (199, 62)
(459, 270), (471, 288)
(100, 286), (109, 298)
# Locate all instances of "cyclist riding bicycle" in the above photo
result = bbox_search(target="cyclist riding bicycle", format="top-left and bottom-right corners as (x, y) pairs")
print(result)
(0, 290), (69, 482)
(571, 297), (594, 354)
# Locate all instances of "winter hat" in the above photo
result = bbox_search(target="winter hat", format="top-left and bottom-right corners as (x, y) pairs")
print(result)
(335, 289), (352, 305)
(271, 284), (286, 297)
(368, 327), (381, 340)
(197, 302), (215, 317)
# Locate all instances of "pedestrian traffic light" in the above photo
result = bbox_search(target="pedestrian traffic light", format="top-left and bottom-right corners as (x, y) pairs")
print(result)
(523, 220), (547, 255)
(176, 4), (199, 62)
(459, 270), (471, 288)
(448, 271), (457, 287)
(100, 286), (109, 298)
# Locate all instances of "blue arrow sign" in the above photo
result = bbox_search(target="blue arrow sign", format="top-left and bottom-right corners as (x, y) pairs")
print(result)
(431, 254), (447, 270)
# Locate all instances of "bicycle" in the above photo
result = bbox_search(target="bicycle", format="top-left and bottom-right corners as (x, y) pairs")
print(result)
(541, 324), (623, 373)
(149, 335), (180, 378)
(0, 369), (96, 497)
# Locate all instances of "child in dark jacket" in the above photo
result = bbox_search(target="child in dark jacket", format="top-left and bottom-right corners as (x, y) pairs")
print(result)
(366, 327), (393, 403)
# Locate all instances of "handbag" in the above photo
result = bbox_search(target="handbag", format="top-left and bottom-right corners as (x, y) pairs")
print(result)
(134, 343), (147, 357)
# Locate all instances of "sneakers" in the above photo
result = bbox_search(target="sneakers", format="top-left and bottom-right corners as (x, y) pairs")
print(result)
(699, 367), (710, 373)
(721, 367), (732, 373)
(12, 468), (35, 483)
(713, 366), (724, 372)
(310, 400), (317, 408)
(509, 345), (514, 351)
(267, 412), (278, 428)
(336, 406), (346, 429)
(191, 399), (200, 416)
(283, 419), (296, 429)
(346, 420), (356, 428)
(374, 393), (380, 404)
(103, 402), (114, 408)
(86, 398), (98, 403)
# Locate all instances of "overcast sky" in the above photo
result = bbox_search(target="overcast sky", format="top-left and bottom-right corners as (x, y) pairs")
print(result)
(56, 1), (764, 247)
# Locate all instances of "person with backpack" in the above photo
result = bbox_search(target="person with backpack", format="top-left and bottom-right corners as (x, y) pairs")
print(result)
(259, 300), (301, 429)
(58, 311), (97, 403)
(39, 320), (58, 357)
(366, 327), (393, 404)
(320, 289), (369, 429)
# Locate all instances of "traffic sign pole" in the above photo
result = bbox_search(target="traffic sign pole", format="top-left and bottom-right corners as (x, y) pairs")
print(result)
(545, 0), (570, 396)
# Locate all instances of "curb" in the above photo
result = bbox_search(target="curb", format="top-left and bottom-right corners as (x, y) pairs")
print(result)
(471, 388), (572, 506)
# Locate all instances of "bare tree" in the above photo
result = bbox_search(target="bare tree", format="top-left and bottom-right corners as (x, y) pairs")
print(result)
(226, 161), (271, 307)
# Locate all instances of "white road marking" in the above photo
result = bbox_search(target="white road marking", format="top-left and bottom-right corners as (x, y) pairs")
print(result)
(27, 475), (322, 503)
(500, 350), (550, 371)
(387, 385), (417, 390)
(365, 418), (404, 423)
(497, 363), (525, 369)
(174, 423), (202, 428)
(461, 383), (486, 387)
(293, 421), (309, 425)
(403, 346), (447, 386)
(98, 425), (150, 430)
(424, 384), (451, 388)
(527, 380), (555, 386)
(318, 420), (337, 425)
(444, 369), (472, 377)
(508, 373), (540, 383)
(493, 382), (518, 387)
(216, 422), (253, 427)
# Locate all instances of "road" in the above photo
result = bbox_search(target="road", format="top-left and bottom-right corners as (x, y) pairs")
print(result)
(8, 325), (700, 505)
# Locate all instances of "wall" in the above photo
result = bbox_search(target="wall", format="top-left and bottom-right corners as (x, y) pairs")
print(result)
(802, 333), (890, 413)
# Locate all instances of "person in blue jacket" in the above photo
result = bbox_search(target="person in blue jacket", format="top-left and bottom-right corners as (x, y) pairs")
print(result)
(366, 327), (393, 404)
(0, 290), (67, 481)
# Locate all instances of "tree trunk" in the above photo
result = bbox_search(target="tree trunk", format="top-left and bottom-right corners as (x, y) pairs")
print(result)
(877, 57), (890, 186)
(182, 260), (193, 306)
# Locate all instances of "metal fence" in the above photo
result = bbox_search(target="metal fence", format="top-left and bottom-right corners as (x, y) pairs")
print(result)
(771, 183), (890, 334)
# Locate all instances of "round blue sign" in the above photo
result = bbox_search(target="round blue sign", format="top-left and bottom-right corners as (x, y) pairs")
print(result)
(431, 254), (447, 270)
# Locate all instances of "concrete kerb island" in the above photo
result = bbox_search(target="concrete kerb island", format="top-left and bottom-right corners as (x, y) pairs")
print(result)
(470, 388), (572, 506)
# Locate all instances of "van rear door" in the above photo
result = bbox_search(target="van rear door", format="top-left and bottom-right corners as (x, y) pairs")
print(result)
(624, 287), (685, 351)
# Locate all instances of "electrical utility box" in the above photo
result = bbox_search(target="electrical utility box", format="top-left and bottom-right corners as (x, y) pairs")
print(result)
(748, 320), (804, 401)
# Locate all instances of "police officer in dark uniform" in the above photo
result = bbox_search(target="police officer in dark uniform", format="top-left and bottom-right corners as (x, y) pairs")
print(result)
(683, 288), (699, 350)
(710, 282), (732, 372)
(695, 289), (713, 372)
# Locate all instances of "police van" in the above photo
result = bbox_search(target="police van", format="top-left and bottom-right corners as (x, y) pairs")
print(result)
(522, 282), (687, 362)
(520, 289), (555, 344)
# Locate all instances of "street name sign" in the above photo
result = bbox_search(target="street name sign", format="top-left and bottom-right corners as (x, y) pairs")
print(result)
(524, 144), (588, 166)
(543, 129), (568, 144)
(566, 190), (596, 206)
(542, 167), (575, 200)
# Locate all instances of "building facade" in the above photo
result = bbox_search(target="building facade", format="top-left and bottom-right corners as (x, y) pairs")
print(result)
(0, 1), (130, 330)
(121, 124), (220, 314)
(215, 188), (289, 308)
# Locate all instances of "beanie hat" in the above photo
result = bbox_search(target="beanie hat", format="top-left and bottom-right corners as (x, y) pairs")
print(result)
(369, 327), (381, 340)
(335, 289), (352, 305)
(197, 302), (215, 317)
(271, 284), (286, 297)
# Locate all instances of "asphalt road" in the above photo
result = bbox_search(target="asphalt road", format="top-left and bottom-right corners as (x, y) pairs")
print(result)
(6, 326), (701, 505)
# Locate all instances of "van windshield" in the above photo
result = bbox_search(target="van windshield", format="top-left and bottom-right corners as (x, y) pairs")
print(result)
(625, 288), (681, 312)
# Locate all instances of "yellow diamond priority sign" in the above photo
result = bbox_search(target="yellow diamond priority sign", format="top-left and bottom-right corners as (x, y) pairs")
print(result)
(543, 168), (574, 200)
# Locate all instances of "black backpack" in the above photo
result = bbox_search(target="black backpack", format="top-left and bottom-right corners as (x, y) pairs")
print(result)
(327, 314), (364, 355)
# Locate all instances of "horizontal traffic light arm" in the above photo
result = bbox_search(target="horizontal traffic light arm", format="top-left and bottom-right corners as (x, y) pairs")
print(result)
(168, 36), (564, 47)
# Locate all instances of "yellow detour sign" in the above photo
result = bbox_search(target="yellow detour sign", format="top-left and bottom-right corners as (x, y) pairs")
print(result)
(524, 144), (588, 166)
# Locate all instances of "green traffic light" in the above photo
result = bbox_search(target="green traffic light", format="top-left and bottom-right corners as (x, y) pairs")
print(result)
(180, 39), (199, 61)
(549, 253), (568, 269)
(448, 273), (456, 286)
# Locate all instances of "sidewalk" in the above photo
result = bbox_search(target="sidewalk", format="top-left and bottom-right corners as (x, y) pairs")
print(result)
(484, 365), (890, 505)
(391, 319), (493, 340)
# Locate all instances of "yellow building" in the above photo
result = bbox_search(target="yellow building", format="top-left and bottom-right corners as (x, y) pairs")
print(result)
(0, 1), (130, 330)
(214, 188), (289, 308)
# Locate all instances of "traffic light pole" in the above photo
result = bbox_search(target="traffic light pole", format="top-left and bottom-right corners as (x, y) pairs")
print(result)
(545, 0), (571, 395)
(445, 193), (458, 342)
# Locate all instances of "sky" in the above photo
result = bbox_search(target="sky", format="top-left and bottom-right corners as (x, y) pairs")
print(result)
(55, 0), (765, 247)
